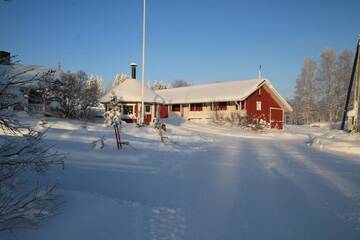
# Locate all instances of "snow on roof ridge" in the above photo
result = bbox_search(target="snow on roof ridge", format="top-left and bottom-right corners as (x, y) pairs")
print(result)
(154, 78), (292, 112)
(101, 78), (164, 104)
(157, 78), (266, 91)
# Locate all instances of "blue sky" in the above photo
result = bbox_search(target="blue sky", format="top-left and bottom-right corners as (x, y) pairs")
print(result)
(0, 0), (359, 98)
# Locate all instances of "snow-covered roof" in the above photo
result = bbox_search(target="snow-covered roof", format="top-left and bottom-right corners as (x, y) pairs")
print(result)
(0, 64), (60, 88)
(155, 78), (293, 112)
(100, 78), (164, 104)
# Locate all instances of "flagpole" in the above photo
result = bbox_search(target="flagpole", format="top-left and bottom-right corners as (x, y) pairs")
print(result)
(141, 0), (146, 125)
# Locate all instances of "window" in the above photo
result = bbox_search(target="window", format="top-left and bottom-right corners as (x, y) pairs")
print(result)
(215, 102), (227, 111)
(122, 105), (134, 115)
(256, 101), (262, 111)
(145, 105), (151, 113)
(190, 103), (203, 111)
(258, 88), (262, 95)
(172, 104), (180, 112)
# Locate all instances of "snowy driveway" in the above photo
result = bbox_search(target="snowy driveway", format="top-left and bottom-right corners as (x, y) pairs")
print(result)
(10, 119), (360, 240)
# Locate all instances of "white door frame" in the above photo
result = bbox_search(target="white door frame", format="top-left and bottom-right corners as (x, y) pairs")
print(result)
(269, 107), (284, 127)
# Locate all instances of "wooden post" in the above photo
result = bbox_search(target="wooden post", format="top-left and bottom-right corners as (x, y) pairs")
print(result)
(114, 124), (122, 149)
(114, 125), (120, 149)
(117, 125), (122, 149)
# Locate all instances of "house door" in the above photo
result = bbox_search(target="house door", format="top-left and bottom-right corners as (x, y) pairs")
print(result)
(270, 108), (283, 129)
(160, 105), (168, 118)
(144, 104), (152, 125)
(144, 114), (152, 125)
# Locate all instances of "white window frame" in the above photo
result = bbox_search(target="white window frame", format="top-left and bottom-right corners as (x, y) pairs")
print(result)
(145, 104), (151, 114)
(256, 101), (262, 111)
(121, 104), (135, 116)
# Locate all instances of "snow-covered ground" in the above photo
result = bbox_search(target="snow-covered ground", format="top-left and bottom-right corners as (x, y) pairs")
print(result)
(2, 116), (360, 239)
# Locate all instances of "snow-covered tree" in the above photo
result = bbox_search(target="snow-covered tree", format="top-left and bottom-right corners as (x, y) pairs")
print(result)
(79, 75), (105, 118)
(104, 106), (121, 127)
(44, 71), (103, 119)
(104, 98), (123, 149)
(150, 80), (168, 90)
(57, 71), (84, 118)
(0, 69), (64, 232)
(29, 70), (60, 111)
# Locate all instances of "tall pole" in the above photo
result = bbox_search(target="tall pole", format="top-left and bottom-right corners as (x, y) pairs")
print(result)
(340, 36), (360, 130)
(141, 0), (146, 125)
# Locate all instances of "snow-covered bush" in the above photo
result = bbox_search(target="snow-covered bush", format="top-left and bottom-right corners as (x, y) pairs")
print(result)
(212, 111), (270, 131)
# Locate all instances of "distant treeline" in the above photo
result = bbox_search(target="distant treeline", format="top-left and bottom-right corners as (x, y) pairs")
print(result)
(288, 48), (354, 125)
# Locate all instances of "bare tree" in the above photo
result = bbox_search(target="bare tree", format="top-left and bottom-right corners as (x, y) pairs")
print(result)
(0, 68), (64, 232)
(334, 49), (354, 121)
(291, 48), (354, 125)
(57, 72), (84, 118)
(170, 79), (189, 88)
(317, 48), (337, 122)
(27, 70), (60, 111)
(293, 58), (317, 124)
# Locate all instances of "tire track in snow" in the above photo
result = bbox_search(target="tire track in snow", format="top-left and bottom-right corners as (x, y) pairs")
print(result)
(274, 143), (360, 231)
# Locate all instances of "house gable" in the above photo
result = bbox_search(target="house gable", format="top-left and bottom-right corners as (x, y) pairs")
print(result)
(244, 85), (284, 128)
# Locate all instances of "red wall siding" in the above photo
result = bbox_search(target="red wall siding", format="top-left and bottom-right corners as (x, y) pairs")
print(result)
(135, 103), (138, 117)
(245, 87), (283, 128)
(160, 105), (168, 118)
(144, 114), (152, 125)
(270, 108), (283, 129)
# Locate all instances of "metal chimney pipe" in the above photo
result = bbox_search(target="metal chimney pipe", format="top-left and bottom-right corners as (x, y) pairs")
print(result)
(130, 62), (137, 79)
(0, 51), (11, 65)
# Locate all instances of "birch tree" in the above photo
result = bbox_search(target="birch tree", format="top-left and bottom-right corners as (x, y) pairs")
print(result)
(294, 58), (317, 124)
(334, 49), (353, 121)
(317, 48), (336, 122)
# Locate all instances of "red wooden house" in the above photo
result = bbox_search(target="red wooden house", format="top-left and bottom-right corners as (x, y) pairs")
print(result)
(155, 79), (292, 129)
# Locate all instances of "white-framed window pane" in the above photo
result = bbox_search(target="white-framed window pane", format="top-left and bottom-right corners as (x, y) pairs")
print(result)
(256, 101), (262, 111)
(145, 105), (151, 113)
(123, 105), (134, 115)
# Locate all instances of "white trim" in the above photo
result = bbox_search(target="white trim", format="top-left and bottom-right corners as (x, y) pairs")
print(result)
(256, 101), (262, 111)
(154, 79), (292, 112)
(121, 103), (136, 119)
(262, 83), (293, 112)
